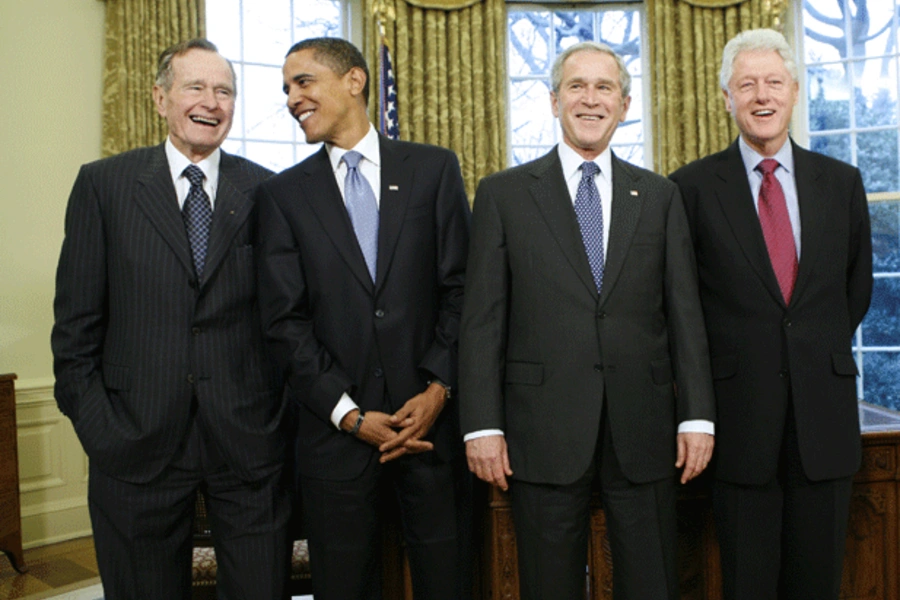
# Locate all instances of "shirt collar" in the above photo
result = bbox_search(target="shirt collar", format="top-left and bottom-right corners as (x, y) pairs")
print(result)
(165, 137), (221, 186)
(738, 135), (794, 175)
(327, 123), (381, 172)
(557, 141), (613, 182)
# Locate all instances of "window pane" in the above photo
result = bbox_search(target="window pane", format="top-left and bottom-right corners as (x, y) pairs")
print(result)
(807, 64), (850, 131)
(510, 80), (554, 146)
(508, 11), (551, 77)
(243, 0), (292, 65)
(862, 277), (900, 346)
(809, 133), (852, 163)
(554, 12), (594, 51)
(802, 0), (847, 63)
(858, 130), (899, 193)
(849, 0), (894, 59)
(854, 59), (898, 128)
(293, 0), (342, 39)
(512, 147), (551, 165)
(245, 141), (296, 173)
(243, 65), (293, 142)
(611, 143), (643, 165)
(862, 352), (900, 412)
(871, 200), (900, 272)
(207, 0), (241, 61)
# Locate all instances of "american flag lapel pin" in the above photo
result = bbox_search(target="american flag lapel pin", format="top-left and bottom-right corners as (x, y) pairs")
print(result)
(389, 185), (399, 191)
(630, 190), (639, 196)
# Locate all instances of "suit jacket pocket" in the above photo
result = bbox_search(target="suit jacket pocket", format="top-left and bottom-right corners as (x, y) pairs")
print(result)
(651, 358), (673, 385)
(102, 363), (131, 391)
(710, 355), (738, 380)
(832, 353), (860, 376)
(505, 361), (543, 386)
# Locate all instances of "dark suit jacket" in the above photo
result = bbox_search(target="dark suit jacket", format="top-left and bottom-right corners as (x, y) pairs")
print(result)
(670, 139), (873, 485)
(256, 136), (470, 481)
(459, 148), (715, 486)
(52, 144), (283, 484)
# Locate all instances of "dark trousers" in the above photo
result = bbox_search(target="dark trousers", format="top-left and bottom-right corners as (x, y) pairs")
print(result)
(713, 408), (853, 600)
(509, 415), (678, 600)
(89, 413), (291, 600)
(301, 452), (463, 600)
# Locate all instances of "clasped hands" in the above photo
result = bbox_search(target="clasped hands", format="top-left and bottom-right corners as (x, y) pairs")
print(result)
(340, 382), (448, 463)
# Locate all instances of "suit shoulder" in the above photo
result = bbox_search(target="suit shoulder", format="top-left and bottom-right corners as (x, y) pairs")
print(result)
(669, 149), (729, 184)
(620, 160), (678, 193)
(477, 153), (551, 192)
(798, 146), (861, 179)
(80, 145), (159, 174)
(224, 152), (274, 183)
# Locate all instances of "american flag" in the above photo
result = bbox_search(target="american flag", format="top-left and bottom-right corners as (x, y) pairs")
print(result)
(379, 38), (400, 140)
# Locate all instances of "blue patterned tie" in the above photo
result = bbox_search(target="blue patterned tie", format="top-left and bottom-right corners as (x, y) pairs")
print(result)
(182, 165), (213, 278)
(574, 161), (605, 293)
(342, 151), (379, 281)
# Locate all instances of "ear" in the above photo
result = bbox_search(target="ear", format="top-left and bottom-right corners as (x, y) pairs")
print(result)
(619, 95), (632, 122)
(346, 66), (368, 100)
(550, 91), (559, 118)
(152, 85), (167, 118)
(722, 88), (733, 113)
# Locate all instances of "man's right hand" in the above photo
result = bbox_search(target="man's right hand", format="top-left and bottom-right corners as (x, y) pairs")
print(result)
(340, 410), (433, 461)
(465, 435), (513, 491)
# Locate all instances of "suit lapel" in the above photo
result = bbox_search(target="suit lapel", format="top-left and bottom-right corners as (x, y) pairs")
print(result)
(375, 136), (412, 291)
(301, 147), (374, 292)
(714, 141), (785, 305)
(791, 142), (827, 305)
(133, 145), (194, 278)
(202, 152), (254, 287)
(599, 154), (644, 306)
(526, 149), (599, 299)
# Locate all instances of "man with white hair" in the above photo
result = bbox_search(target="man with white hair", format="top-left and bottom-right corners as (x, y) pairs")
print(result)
(670, 28), (873, 600)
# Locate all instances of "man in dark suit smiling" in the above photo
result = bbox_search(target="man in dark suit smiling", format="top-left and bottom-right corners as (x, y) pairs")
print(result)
(460, 42), (715, 599)
(52, 39), (289, 599)
(256, 37), (470, 600)
(670, 28), (873, 600)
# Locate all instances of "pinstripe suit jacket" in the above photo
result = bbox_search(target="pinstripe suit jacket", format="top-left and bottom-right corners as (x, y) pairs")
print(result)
(52, 143), (284, 484)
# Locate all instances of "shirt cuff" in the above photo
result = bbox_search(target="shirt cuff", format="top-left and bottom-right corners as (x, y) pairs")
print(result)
(678, 419), (715, 435)
(463, 429), (505, 442)
(330, 393), (359, 430)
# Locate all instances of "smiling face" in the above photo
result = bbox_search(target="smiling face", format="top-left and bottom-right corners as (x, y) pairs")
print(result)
(724, 49), (799, 157)
(551, 50), (631, 161)
(153, 48), (235, 162)
(282, 48), (369, 149)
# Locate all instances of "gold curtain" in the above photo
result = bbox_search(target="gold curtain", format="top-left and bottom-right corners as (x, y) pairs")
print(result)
(101, 0), (205, 157)
(647, 0), (781, 174)
(364, 0), (507, 201)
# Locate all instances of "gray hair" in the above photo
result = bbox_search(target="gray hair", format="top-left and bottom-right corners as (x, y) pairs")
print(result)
(551, 42), (632, 97)
(720, 29), (798, 91)
(155, 38), (237, 95)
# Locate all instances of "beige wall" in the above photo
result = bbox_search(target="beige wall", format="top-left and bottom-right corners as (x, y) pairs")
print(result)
(0, 0), (105, 546)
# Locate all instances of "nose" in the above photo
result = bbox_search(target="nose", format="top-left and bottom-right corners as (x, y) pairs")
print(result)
(200, 87), (219, 109)
(287, 85), (303, 110)
(582, 87), (600, 106)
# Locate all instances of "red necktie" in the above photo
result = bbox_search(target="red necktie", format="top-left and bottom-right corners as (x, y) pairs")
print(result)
(756, 159), (798, 303)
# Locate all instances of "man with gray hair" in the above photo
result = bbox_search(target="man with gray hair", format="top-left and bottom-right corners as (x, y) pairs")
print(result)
(670, 28), (872, 600)
(52, 38), (289, 599)
(460, 41), (715, 599)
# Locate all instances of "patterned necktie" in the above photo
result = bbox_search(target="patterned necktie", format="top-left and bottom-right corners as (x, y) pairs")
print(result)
(756, 158), (798, 303)
(342, 150), (379, 281)
(574, 161), (605, 293)
(182, 165), (213, 279)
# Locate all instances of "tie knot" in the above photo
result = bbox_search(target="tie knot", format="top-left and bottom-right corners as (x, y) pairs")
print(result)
(581, 161), (600, 179)
(343, 150), (363, 170)
(183, 165), (205, 187)
(756, 158), (779, 176)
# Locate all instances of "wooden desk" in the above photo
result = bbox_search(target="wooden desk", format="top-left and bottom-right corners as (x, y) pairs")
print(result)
(0, 373), (26, 573)
(480, 428), (900, 600)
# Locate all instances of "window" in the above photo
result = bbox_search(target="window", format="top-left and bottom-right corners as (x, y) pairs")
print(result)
(799, 0), (900, 415)
(507, 5), (647, 167)
(206, 0), (347, 172)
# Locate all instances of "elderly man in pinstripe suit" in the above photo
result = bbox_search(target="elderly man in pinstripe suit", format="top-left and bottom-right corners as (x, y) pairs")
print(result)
(51, 39), (290, 600)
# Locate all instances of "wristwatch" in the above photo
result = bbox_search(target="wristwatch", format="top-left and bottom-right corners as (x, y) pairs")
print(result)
(347, 411), (365, 435)
(428, 379), (452, 400)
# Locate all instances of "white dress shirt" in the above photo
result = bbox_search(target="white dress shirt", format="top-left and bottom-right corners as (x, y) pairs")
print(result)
(164, 137), (221, 209)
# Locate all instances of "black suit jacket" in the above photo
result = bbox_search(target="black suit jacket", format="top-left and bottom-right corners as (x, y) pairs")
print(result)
(256, 136), (470, 481)
(459, 148), (716, 486)
(52, 144), (283, 484)
(670, 139), (873, 485)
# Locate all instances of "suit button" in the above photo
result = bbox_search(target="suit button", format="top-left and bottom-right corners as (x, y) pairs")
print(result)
(187, 374), (194, 384)
(779, 370), (789, 378)
(375, 309), (385, 318)
(783, 319), (792, 327)
(597, 312), (606, 319)
(192, 327), (201, 335)
(374, 368), (384, 378)
(593, 364), (603, 372)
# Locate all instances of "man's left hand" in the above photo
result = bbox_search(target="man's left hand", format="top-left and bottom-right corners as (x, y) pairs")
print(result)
(676, 432), (714, 484)
(379, 382), (448, 461)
